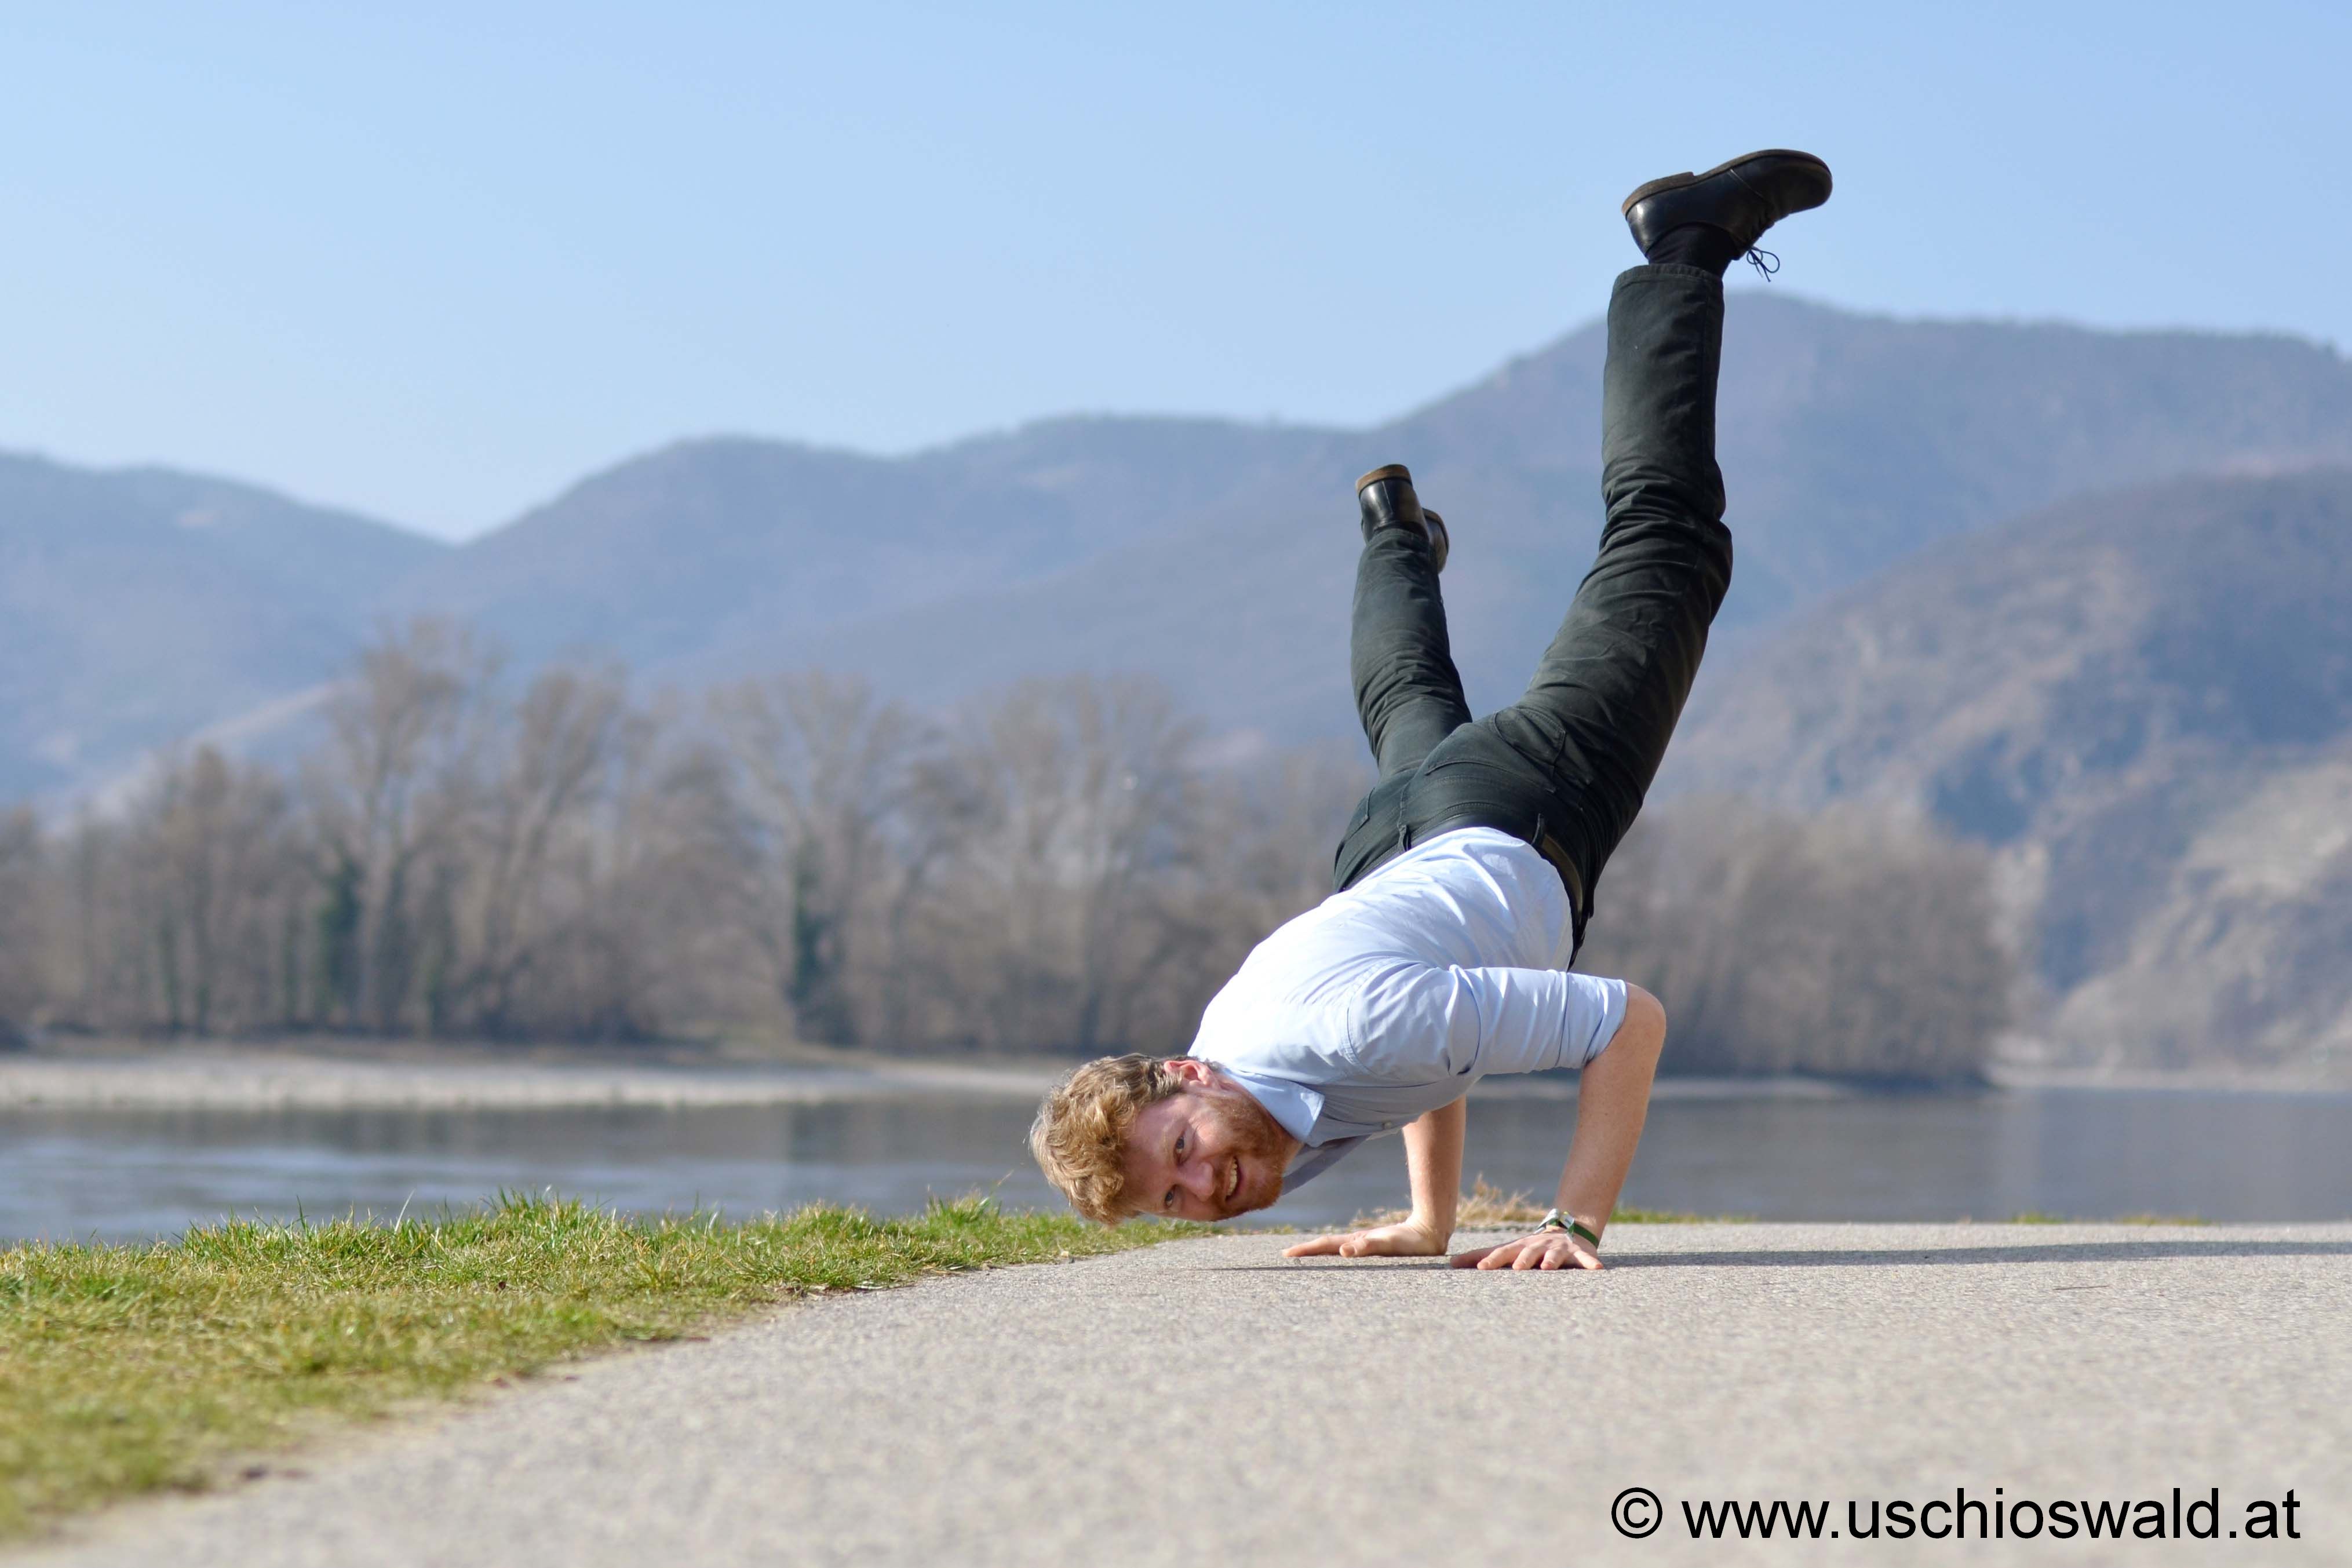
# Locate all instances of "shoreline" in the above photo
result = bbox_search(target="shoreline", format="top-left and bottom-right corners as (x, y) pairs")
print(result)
(2, 1045), (2344, 1113)
(0, 1048), (1060, 1112)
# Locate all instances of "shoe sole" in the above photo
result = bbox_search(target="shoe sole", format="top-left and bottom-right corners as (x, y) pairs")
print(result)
(1356, 462), (1412, 493)
(1620, 148), (1832, 215)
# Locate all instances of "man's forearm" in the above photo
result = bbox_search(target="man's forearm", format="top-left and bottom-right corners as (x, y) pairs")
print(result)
(1403, 1097), (1467, 1239)
(1555, 986), (1667, 1237)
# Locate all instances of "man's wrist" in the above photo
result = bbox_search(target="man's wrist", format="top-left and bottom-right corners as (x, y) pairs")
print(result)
(1534, 1208), (1601, 1246)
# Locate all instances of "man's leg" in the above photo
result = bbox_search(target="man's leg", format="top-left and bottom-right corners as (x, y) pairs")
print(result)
(1331, 465), (1468, 891)
(1392, 151), (1830, 936)
(1350, 465), (1467, 779)
(1465, 264), (1733, 900)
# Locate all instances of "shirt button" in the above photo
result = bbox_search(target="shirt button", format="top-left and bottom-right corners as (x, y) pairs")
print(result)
(1381, 1121), (1395, 1130)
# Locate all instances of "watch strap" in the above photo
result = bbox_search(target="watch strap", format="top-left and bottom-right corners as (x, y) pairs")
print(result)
(1535, 1208), (1602, 1246)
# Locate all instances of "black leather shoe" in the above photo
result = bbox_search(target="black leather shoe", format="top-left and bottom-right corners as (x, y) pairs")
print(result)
(1622, 149), (1832, 260)
(1356, 464), (1449, 572)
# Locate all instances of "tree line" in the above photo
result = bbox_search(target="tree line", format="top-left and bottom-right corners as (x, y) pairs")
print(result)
(0, 619), (2012, 1077)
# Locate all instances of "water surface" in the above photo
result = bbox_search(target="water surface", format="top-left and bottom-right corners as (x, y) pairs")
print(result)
(6, 1084), (2348, 1244)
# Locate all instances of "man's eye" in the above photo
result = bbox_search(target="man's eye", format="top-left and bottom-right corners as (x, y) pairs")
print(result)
(1164, 1188), (1176, 1210)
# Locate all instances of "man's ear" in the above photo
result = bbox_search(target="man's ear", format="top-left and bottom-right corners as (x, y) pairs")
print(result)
(1165, 1057), (1216, 1088)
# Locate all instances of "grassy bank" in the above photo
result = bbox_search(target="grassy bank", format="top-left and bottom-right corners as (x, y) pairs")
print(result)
(0, 1194), (1191, 1540)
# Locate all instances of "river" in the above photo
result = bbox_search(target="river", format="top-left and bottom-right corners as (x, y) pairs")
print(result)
(7, 1080), (2349, 1243)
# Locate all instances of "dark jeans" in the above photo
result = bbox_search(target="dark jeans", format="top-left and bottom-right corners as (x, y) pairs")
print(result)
(1331, 264), (1733, 953)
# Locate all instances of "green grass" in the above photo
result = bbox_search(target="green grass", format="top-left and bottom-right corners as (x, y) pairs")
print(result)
(0, 1193), (1196, 1540)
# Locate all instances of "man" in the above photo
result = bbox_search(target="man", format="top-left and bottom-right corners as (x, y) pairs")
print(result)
(1031, 150), (1833, 1270)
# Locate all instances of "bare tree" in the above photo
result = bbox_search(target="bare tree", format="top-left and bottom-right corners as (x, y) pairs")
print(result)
(122, 747), (306, 1034)
(1146, 741), (1371, 1036)
(0, 621), (2016, 1074)
(713, 672), (927, 1045)
(304, 619), (498, 1034)
(493, 699), (752, 1041)
(911, 676), (1203, 1053)
(1580, 797), (2013, 1080)
(0, 807), (41, 1047)
(436, 665), (629, 1035)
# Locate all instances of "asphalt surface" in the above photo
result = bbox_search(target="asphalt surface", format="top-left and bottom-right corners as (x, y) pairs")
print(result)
(21, 1224), (2350, 1567)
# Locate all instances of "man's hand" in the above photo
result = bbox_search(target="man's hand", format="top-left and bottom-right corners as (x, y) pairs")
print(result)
(1450, 1227), (1603, 1271)
(1282, 1218), (1449, 1259)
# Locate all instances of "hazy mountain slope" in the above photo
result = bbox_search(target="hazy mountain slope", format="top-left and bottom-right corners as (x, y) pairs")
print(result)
(21, 294), (2352, 804)
(389, 420), (1343, 672)
(103, 466), (447, 618)
(1662, 468), (2352, 1070)
(1701, 295), (2352, 625)
(743, 294), (2352, 738)
(779, 448), (1602, 739)
(0, 453), (446, 799)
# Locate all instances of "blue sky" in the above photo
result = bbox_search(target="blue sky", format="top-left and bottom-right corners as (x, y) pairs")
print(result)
(2, 2), (2346, 540)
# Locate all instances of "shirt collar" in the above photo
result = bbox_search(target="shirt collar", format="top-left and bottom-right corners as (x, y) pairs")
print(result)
(1202, 1063), (1326, 1146)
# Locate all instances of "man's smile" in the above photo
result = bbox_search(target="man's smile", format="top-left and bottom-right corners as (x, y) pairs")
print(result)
(1224, 1154), (1241, 1206)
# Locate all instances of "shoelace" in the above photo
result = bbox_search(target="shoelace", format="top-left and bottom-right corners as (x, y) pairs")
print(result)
(1722, 165), (1784, 282)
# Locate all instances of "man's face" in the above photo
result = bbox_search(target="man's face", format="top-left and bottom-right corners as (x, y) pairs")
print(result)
(1120, 1060), (1298, 1222)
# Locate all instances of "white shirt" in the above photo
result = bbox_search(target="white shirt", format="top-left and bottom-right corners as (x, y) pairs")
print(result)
(1188, 826), (1628, 1188)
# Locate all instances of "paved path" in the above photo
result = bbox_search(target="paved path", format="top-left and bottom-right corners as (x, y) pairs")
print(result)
(22, 1224), (2350, 1566)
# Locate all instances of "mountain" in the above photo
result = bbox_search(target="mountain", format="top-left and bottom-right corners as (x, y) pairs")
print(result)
(12, 297), (2352, 1070)
(1662, 468), (2352, 1073)
(382, 421), (1343, 674)
(0, 453), (448, 799)
(14, 291), (2352, 798)
(705, 293), (2352, 739)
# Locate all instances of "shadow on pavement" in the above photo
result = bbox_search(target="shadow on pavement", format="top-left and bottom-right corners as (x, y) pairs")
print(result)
(1203, 1238), (2352, 1273)
(1610, 1238), (2352, 1268)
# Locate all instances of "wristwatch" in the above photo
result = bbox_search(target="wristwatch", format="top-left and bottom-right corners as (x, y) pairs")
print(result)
(1534, 1209), (1602, 1247)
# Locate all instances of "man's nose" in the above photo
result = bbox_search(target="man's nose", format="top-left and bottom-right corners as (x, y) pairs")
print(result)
(1180, 1158), (1216, 1201)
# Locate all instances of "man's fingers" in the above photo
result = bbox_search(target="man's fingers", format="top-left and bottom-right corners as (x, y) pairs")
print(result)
(1322, 1231), (1601, 1269)
(1282, 1230), (1396, 1259)
(1446, 1235), (1606, 1272)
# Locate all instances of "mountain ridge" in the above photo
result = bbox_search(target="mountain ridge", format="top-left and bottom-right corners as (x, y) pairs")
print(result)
(1663, 465), (2352, 1070)
(14, 291), (2352, 797)
(0, 451), (447, 798)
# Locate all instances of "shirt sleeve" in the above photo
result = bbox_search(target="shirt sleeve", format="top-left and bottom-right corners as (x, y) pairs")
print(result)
(1351, 963), (1629, 1080)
